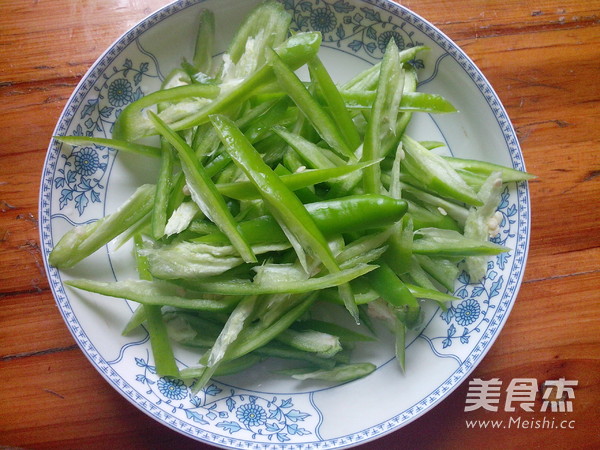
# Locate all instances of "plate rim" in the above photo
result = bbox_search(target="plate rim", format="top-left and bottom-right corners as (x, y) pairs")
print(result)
(38, 0), (531, 447)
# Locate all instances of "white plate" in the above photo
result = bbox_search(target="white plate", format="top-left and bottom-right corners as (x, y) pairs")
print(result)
(40, 0), (531, 447)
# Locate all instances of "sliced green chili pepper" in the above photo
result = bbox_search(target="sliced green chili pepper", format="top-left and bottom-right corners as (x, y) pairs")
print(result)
(132, 234), (180, 377)
(269, 48), (353, 159)
(251, 341), (337, 369)
(225, 0), (290, 67)
(195, 194), (407, 247)
(405, 198), (462, 231)
(362, 40), (404, 194)
(191, 9), (215, 74)
(278, 362), (376, 382)
(342, 45), (428, 91)
(216, 162), (376, 200)
(291, 319), (376, 343)
(406, 256), (438, 291)
(148, 111), (257, 264)
(414, 254), (459, 292)
(308, 56), (361, 151)
(366, 260), (421, 328)
(443, 156), (536, 183)
(210, 114), (340, 272)
(394, 319), (407, 372)
(342, 91), (457, 114)
(165, 310), (338, 369)
(194, 295), (258, 389)
(112, 83), (220, 142)
(272, 125), (338, 169)
(412, 227), (510, 257)
(225, 293), (318, 360)
(65, 279), (242, 311)
(464, 172), (504, 281)
(383, 216), (413, 276)
(151, 138), (174, 239)
(49, 184), (155, 269)
(276, 328), (342, 357)
(398, 181), (470, 228)
(178, 263), (376, 296)
(54, 136), (161, 158)
(401, 135), (482, 206)
(169, 32), (323, 133)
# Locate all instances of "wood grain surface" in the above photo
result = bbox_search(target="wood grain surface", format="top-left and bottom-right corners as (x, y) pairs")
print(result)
(1, 1), (599, 448)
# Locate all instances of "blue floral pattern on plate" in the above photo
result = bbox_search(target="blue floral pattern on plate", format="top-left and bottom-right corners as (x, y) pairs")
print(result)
(51, 53), (158, 216)
(114, 350), (318, 443)
(284, 0), (425, 67)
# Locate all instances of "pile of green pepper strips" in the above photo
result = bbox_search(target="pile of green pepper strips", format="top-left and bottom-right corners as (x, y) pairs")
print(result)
(49, 2), (533, 388)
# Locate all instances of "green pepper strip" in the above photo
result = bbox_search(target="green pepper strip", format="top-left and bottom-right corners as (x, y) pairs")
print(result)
(180, 354), (262, 379)
(272, 125), (337, 169)
(167, 311), (339, 369)
(397, 181), (469, 227)
(225, 293), (318, 361)
(406, 283), (456, 305)
(210, 114), (336, 270)
(322, 280), (457, 306)
(192, 8), (215, 74)
(225, 0), (291, 66)
(112, 83), (220, 141)
(414, 254), (459, 292)
(272, 126), (365, 196)
(394, 320), (406, 372)
(49, 184), (155, 269)
(150, 71), (181, 240)
(308, 56), (361, 151)
(443, 156), (536, 182)
(211, 114), (364, 318)
(342, 45), (428, 91)
(151, 137), (174, 239)
(455, 169), (490, 190)
(169, 32), (323, 133)
(276, 328), (342, 356)
(464, 172), (504, 281)
(412, 228), (510, 257)
(54, 136), (161, 158)
(383, 68), (418, 156)
(194, 295), (259, 389)
(406, 256), (437, 291)
(401, 135), (482, 206)
(251, 341), (336, 369)
(341, 91), (457, 114)
(291, 319), (376, 342)
(278, 363), (376, 382)
(122, 303), (147, 336)
(362, 40), (404, 194)
(269, 48), (354, 159)
(65, 279), (242, 311)
(384, 216), (413, 276)
(195, 194), (407, 247)
(148, 111), (257, 264)
(404, 198), (461, 231)
(366, 260), (421, 328)
(242, 98), (293, 144)
(133, 234), (180, 377)
(178, 263), (376, 296)
(186, 295), (321, 393)
(216, 162), (376, 200)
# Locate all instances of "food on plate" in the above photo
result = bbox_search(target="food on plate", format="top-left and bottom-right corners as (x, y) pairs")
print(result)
(49, 1), (534, 389)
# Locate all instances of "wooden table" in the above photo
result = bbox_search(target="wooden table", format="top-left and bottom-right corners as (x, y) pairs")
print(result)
(1, 0), (598, 448)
